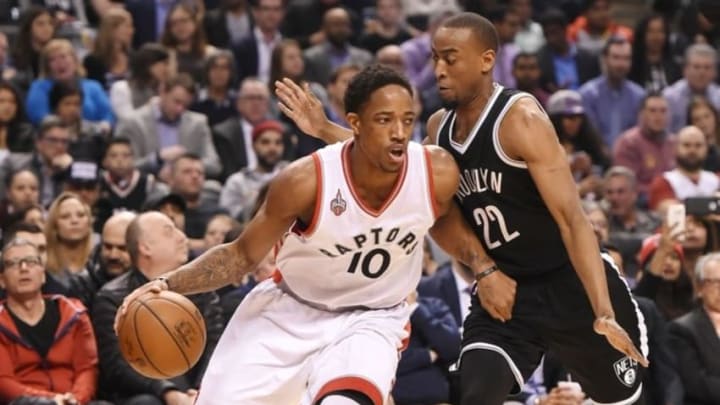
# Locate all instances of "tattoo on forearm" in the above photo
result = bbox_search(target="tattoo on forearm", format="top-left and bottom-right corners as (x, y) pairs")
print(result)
(166, 244), (249, 295)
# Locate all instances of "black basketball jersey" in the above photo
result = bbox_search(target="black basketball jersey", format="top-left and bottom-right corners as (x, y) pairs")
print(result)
(437, 86), (570, 277)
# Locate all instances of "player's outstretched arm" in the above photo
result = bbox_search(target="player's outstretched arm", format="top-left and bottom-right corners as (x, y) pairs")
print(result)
(500, 98), (648, 367)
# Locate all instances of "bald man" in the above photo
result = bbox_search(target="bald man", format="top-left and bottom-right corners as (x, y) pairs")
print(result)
(649, 125), (720, 212)
(376, 45), (405, 75)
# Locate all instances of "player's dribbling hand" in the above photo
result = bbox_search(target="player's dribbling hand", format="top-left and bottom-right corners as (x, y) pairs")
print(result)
(275, 78), (327, 137)
(594, 316), (649, 368)
(113, 279), (169, 335)
(476, 270), (516, 322)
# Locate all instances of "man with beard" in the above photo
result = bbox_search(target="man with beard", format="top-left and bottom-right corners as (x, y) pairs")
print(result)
(220, 120), (289, 222)
(303, 7), (373, 86)
(649, 126), (720, 212)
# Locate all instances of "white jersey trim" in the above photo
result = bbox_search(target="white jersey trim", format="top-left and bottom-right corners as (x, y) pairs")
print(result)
(294, 153), (325, 238)
(449, 83), (504, 154)
(491, 92), (533, 169)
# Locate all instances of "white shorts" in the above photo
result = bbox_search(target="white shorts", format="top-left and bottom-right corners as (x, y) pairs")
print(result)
(195, 279), (412, 405)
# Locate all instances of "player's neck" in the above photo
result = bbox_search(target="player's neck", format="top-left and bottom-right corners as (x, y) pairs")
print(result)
(453, 85), (495, 140)
(347, 143), (401, 209)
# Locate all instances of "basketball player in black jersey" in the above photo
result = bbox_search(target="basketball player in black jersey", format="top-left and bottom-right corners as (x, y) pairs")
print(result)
(275, 13), (648, 405)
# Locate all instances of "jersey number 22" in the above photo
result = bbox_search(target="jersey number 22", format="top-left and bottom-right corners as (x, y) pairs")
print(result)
(473, 205), (520, 249)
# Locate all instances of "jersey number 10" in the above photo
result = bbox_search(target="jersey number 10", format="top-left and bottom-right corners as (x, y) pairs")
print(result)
(473, 205), (520, 249)
(346, 248), (391, 279)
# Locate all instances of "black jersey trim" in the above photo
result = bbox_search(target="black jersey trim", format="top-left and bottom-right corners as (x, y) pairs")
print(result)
(448, 83), (504, 154)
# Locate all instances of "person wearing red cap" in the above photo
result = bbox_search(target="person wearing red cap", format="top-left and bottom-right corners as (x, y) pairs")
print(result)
(220, 119), (289, 221)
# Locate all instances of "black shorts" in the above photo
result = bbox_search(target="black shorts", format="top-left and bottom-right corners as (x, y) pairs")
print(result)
(458, 253), (647, 404)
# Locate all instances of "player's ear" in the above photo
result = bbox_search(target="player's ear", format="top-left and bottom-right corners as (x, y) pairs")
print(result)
(480, 49), (496, 74)
(346, 112), (361, 138)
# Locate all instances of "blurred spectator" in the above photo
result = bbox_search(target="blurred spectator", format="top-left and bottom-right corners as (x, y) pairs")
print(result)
(488, 5), (521, 88)
(358, 0), (413, 55)
(231, 0), (284, 85)
(142, 192), (187, 232)
(566, 0), (633, 57)
(681, 215), (719, 280)
(25, 39), (114, 126)
(0, 32), (14, 82)
(202, 213), (238, 252)
(401, 10), (453, 93)
(0, 82), (35, 156)
(688, 96), (720, 172)
(93, 212), (223, 405)
(220, 120), (288, 221)
(218, 248), (274, 323)
(0, 116), (73, 206)
(582, 200), (609, 244)
(579, 37), (645, 148)
(204, 0), (252, 49)
(10, 7), (55, 92)
(0, 170), (39, 232)
(537, 8), (599, 92)
(109, 43), (171, 120)
(401, 0), (461, 31)
(628, 13), (680, 93)
(668, 252), (720, 405)
(649, 126), (719, 211)
(663, 44), (720, 133)
(125, 0), (180, 49)
(18, 205), (46, 232)
(303, 7), (373, 86)
(82, 7), (133, 90)
(115, 74), (221, 179)
(282, 0), (363, 49)
(161, 2), (218, 84)
(326, 64), (361, 128)
(510, 0), (545, 53)
(418, 259), (473, 330)
(613, 93), (675, 201)
(392, 291), (461, 405)
(0, 238), (100, 405)
(603, 166), (661, 280)
(376, 45), (405, 74)
(190, 51), (237, 127)
(63, 161), (102, 216)
(421, 238), (439, 277)
(512, 52), (550, 107)
(212, 77), (274, 180)
(44, 192), (94, 282)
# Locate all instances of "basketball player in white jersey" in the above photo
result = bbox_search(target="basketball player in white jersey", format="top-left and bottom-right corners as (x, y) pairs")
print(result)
(116, 65), (492, 405)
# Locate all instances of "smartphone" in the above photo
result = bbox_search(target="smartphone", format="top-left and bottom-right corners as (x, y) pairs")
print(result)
(666, 203), (686, 240)
(685, 196), (720, 216)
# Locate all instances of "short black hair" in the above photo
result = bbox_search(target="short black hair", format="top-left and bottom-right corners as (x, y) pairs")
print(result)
(640, 90), (666, 110)
(36, 115), (67, 140)
(163, 73), (196, 96)
(4, 222), (43, 243)
(486, 5), (511, 24)
(5, 168), (37, 188)
(49, 80), (83, 112)
(343, 64), (413, 115)
(439, 12), (499, 52)
(602, 36), (629, 56)
(539, 8), (568, 29)
(105, 137), (132, 152)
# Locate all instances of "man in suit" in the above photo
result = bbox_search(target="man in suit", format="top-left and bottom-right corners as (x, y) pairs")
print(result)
(303, 7), (373, 86)
(125, 0), (179, 49)
(204, 0), (253, 49)
(231, 0), (285, 84)
(669, 252), (720, 405)
(115, 74), (221, 180)
(417, 259), (474, 329)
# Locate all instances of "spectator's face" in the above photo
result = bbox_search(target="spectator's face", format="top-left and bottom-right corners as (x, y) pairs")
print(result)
(14, 231), (47, 266)
(561, 114), (583, 136)
(55, 197), (90, 243)
(586, 0), (610, 30)
(376, 0), (402, 26)
(31, 13), (54, 46)
(324, 9), (352, 47)
(36, 127), (70, 162)
(55, 94), (82, 125)
(690, 103), (718, 142)
(171, 158), (205, 199)
(659, 250), (683, 281)
(543, 23), (567, 51)
(495, 12), (522, 44)
(103, 143), (135, 178)
(237, 82), (270, 124)
(140, 212), (189, 270)
(150, 60), (171, 84)
(48, 49), (77, 82)
(203, 217), (233, 249)
(603, 175), (637, 217)
(253, 130), (284, 168)
(101, 220), (131, 276)
(645, 17), (666, 53)
(640, 97), (669, 133)
(160, 85), (193, 122)
(683, 216), (708, 252)
(8, 171), (39, 211)
(23, 209), (46, 232)
(587, 208), (609, 243)
(253, 0), (285, 33)
(328, 68), (359, 106)
(676, 126), (708, 171)
(115, 16), (135, 47)
(685, 54), (717, 91)
(0, 88), (17, 124)
(512, 55), (541, 88)
(510, 0), (532, 23)
(208, 56), (233, 89)
(158, 203), (186, 231)
(168, 7), (196, 43)
(66, 183), (101, 208)
(281, 44), (304, 78)
(700, 260), (720, 313)
(0, 245), (45, 297)
(604, 42), (632, 81)
(377, 47), (405, 74)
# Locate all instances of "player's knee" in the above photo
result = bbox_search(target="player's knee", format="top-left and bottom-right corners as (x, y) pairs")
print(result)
(316, 390), (374, 405)
(459, 350), (517, 405)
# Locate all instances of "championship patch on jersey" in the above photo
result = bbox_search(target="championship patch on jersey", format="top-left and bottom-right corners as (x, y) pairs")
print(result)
(613, 357), (638, 388)
(330, 189), (347, 216)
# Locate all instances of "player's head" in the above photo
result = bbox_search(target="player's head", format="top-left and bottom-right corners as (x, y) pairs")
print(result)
(344, 64), (415, 173)
(432, 12), (499, 109)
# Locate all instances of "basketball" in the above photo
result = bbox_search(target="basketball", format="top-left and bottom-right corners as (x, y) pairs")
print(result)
(117, 290), (207, 379)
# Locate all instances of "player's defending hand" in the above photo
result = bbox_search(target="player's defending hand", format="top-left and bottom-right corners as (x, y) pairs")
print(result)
(113, 278), (169, 335)
(594, 316), (649, 367)
(476, 270), (517, 322)
(275, 78), (327, 137)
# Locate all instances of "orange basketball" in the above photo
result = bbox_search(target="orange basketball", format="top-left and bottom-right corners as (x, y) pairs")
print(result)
(117, 290), (207, 379)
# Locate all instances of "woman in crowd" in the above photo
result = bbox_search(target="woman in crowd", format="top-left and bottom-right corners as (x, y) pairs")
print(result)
(83, 7), (134, 90)
(0, 82), (34, 157)
(44, 192), (94, 285)
(683, 215), (720, 284)
(0, 170), (39, 232)
(629, 13), (681, 92)
(109, 43), (171, 119)
(25, 39), (113, 126)
(10, 7), (55, 92)
(687, 96), (720, 172)
(190, 50), (237, 127)
(161, 2), (217, 84)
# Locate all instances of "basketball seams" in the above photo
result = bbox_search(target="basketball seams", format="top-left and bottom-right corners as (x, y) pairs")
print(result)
(148, 295), (207, 349)
(137, 299), (192, 369)
(131, 303), (172, 378)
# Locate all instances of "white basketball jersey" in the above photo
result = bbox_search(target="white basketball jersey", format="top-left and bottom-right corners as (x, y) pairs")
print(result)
(275, 140), (438, 311)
